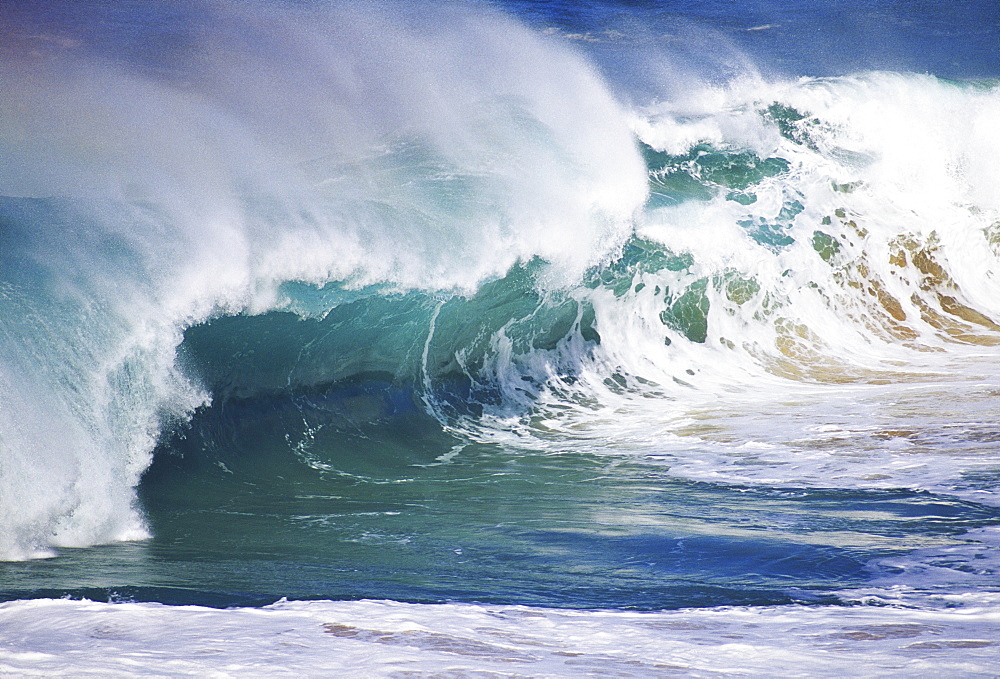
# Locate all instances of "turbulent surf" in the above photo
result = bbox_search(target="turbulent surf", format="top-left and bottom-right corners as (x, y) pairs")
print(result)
(2, 0), (1000, 675)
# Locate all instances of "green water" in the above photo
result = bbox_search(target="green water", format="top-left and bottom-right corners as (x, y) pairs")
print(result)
(4, 406), (997, 610)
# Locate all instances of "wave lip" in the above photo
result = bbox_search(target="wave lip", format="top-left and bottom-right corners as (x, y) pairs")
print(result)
(0, 0), (646, 560)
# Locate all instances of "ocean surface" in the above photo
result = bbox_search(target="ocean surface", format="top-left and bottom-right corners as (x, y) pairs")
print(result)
(2, 0), (1000, 675)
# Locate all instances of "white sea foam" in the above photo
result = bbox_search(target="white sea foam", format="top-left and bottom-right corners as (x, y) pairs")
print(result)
(1, 597), (998, 677)
(462, 72), (1000, 497)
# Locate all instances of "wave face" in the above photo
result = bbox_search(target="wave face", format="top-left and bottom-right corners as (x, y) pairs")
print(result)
(0, 0), (645, 559)
(168, 70), (1000, 486)
(1, 0), (1000, 633)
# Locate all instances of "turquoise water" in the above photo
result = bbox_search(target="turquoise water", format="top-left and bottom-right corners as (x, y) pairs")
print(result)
(9, 425), (1000, 608)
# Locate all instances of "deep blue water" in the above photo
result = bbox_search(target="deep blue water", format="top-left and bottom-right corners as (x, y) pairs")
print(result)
(501, 0), (1000, 78)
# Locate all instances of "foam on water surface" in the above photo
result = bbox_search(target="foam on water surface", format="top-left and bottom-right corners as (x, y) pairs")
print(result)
(1, 597), (999, 678)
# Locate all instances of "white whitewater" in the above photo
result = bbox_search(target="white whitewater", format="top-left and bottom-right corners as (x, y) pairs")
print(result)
(1, 596), (998, 677)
